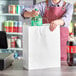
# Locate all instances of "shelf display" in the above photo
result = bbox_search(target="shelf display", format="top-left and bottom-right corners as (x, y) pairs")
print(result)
(3, 20), (22, 33)
(8, 5), (21, 14)
(0, 0), (34, 58)
(7, 36), (22, 48)
(0, 0), (23, 58)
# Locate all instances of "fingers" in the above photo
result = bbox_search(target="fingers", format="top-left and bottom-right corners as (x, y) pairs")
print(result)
(31, 10), (39, 17)
(49, 22), (57, 31)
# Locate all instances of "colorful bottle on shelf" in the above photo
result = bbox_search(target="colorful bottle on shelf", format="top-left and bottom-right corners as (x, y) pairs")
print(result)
(31, 9), (42, 26)
(16, 38), (22, 48)
(9, 21), (14, 32)
(7, 37), (11, 48)
(8, 5), (16, 14)
(16, 5), (20, 14)
(3, 21), (9, 32)
(18, 21), (22, 33)
(11, 36), (17, 48)
(13, 21), (18, 32)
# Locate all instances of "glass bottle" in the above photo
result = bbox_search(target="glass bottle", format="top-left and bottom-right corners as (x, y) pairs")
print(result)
(67, 40), (76, 66)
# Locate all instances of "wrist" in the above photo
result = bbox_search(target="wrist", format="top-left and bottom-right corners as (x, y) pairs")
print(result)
(58, 19), (65, 26)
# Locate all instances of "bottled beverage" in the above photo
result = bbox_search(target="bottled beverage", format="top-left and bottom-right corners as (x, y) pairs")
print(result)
(11, 36), (17, 48)
(16, 5), (20, 14)
(18, 21), (22, 33)
(3, 21), (9, 32)
(16, 38), (22, 48)
(7, 37), (11, 48)
(31, 9), (42, 26)
(67, 41), (76, 66)
(9, 21), (14, 32)
(13, 21), (18, 32)
(8, 5), (16, 14)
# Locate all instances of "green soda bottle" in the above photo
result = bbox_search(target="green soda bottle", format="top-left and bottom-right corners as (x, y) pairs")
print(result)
(31, 9), (42, 26)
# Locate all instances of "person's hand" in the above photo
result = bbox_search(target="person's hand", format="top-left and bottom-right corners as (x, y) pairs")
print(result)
(49, 20), (58, 31)
(49, 19), (64, 31)
(30, 10), (40, 17)
(24, 10), (39, 17)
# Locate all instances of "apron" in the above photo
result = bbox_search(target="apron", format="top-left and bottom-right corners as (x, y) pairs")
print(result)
(42, 1), (69, 61)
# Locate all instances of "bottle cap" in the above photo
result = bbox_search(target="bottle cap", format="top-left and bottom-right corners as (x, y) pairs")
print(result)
(35, 9), (38, 11)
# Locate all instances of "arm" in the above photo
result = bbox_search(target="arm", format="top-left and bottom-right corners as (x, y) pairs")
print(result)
(21, 2), (46, 18)
(50, 3), (73, 31)
(61, 3), (73, 27)
(21, 10), (40, 18)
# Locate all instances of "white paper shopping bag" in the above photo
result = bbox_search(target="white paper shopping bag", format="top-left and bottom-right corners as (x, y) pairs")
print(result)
(23, 24), (60, 70)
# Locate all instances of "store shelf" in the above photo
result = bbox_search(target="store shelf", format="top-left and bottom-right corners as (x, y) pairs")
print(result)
(73, 12), (76, 15)
(0, 48), (23, 51)
(0, 13), (20, 16)
(7, 48), (23, 50)
(7, 32), (23, 35)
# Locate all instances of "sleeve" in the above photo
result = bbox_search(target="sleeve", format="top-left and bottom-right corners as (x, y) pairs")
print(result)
(61, 3), (73, 28)
(21, 6), (33, 19)
(33, 2), (46, 16)
(21, 2), (46, 18)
